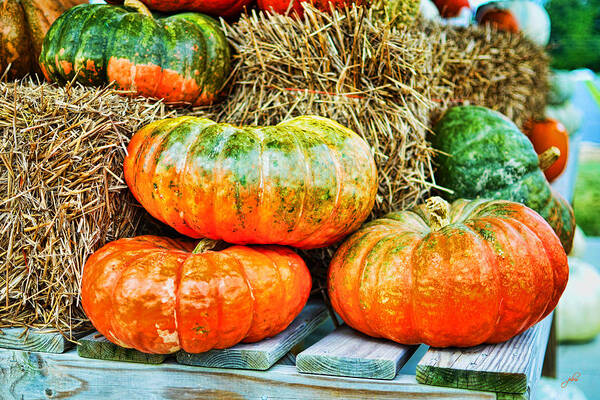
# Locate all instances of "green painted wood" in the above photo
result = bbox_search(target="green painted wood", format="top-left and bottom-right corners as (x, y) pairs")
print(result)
(77, 332), (167, 364)
(416, 314), (553, 397)
(176, 300), (328, 370)
(496, 389), (528, 400)
(296, 325), (418, 379)
(0, 327), (88, 353)
(0, 347), (497, 399)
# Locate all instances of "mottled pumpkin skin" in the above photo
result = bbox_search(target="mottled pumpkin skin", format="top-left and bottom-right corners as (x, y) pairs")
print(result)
(432, 106), (575, 253)
(81, 236), (312, 354)
(39, 4), (230, 105)
(258, 0), (363, 16)
(124, 116), (378, 249)
(106, 0), (252, 17)
(0, 0), (85, 79)
(328, 198), (568, 347)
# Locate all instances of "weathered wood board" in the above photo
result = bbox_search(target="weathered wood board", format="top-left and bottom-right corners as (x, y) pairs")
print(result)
(296, 325), (418, 379)
(0, 327), (88, 354)
(416, 314), (553, 397)
(78, 333), (167, 364)
(176, 300), (329, 370)
(0, 348), (496, 400)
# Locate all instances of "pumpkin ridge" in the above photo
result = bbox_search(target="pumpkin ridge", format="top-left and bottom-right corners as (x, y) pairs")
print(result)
(459, 221), (505, 342)
(225, 249), (256, 340)
(292, 129), (344, 247)
(253, 246), (289, 335)
(359, 231), (400, 339)
(280, 125), (311, 245)
(350, 229), (392, 337)
(109, 250), (170, 352)
(472, 216), (540, 341)
(138, 118), (189, 226)
(328, 228), (378, 330)
(502, 217), (555, 331)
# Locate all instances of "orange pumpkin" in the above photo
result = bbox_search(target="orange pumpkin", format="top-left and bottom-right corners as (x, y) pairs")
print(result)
(124, 116), (378, 249)
(477, 8), (519, 33)
(328, 197), (568, 347)
(257, 0), (362, 16)
(81, 236), (312, 354)
(525, 118), (569, 182)
(433, 0), (469, 18)
(0, 0), (86, 79)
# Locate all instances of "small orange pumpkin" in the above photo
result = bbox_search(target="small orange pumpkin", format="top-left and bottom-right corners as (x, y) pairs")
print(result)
(81, 236), (312, 354)
(526, 118), (569, 182)
(477, 8), (519, 33)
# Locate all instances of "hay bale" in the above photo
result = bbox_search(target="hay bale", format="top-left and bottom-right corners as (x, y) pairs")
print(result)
(426, 23), (549, 127)
(197, 6), (438, 217)
(0, 79), (175, 335)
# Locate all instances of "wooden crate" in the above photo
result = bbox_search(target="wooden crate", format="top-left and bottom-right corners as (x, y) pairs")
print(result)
(0, 298), (552, 400)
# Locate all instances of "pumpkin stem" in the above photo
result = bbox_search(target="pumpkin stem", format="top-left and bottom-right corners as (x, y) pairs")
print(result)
(123, 0), (153, 17)
(426, 196), (451, 231)
(538, 146), (561, 172)
(192, 239), (228, 254)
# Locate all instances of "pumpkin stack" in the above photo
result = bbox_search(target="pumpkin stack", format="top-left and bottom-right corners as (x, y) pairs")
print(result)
(81, 115), (379, 354)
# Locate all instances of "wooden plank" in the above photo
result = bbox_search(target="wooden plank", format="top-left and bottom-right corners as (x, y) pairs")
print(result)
(296, 325), (418, 380)
(416, 314), (553, 396)
(0, 347), (497, 399)
(176, 300), (328, 370)
(0, 327), (88, 354)
(77, 332), (167, 364)
(541, 316), (557, 378)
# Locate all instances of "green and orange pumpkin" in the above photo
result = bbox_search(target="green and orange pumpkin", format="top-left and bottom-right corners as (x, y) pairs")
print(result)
(432, 106), (576, 253)
(39, 0), (231, 105)
(124, 115), (378, 249)
(328, 197), (568, 347)
(0, 0), (86, 79)
(81, 236), (311, 354)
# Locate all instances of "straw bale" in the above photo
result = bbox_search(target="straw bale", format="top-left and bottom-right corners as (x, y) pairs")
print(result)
(426, 22), (549, 127)
(197, 6), (439, 218)
(0, 79), (175, 335)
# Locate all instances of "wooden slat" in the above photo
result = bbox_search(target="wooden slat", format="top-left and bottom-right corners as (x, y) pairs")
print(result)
(77, 333), (167, 364)
(416, 314), (553, 396)
(0, 327), (88, 353)
(176, 300), (328, 370)
(296, 325), (418, 379)
(0, 348), (496, 399)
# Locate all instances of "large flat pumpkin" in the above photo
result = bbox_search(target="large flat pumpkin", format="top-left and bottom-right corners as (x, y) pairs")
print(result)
(124, 115), (378, 249)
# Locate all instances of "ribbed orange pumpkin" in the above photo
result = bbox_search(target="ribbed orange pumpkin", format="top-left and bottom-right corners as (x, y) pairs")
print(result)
(124, 116), (378, 249)
(81, 236), (311, 354)
(328, 197), (568, 347)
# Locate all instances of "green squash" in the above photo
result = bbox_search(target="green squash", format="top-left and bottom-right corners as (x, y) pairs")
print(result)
(39, 1), (231, 105)
(432, 105), (575, 252)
